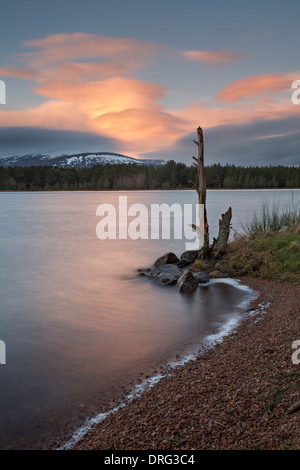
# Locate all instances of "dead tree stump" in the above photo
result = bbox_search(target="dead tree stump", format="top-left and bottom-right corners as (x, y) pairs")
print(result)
(189, 126), (232, 261)
(188, 126), (209, 258)
(211, 207), (232, 259)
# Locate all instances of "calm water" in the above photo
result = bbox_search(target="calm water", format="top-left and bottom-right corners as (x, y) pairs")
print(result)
(0, 189), (299, 449)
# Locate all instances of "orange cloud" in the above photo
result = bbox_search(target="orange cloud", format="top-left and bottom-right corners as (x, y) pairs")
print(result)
(34, 77), (164, 109)
(0, 71), (190, 153)
(173, 94), (299, 133)
(94, 108), (189, 152)
(33, 77), (190, 149)
(216, 73), (293, 102)
(183, 50), (249, 65)
(1, 33), (298, 158)
(0, 33), (191, 154)
(0, 100), (88, 130)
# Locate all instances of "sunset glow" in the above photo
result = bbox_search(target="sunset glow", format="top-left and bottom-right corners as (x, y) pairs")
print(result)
(0, 2), (299, 165)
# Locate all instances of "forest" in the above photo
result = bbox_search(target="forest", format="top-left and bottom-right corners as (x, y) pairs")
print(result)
(0, 161), (299, 191)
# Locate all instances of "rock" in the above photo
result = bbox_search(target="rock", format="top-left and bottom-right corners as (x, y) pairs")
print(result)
(176, 258), (191, 268)
(154, 252), (179, 267)
(138, 271), (150, 277)
(209, 269), (224, 279)
(150, 264), (183, 285)
(180, 250), (199, 263)
(194, 272), (210, 284)
(177, 270), (199, 292)
(188, 266), (201, 273)
(138, 267), (152, 277)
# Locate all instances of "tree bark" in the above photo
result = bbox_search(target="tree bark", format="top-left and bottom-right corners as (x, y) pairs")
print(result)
(211, 207), (232, 258)
(188, 126), (209, 258)
(188, 126), (232, 261)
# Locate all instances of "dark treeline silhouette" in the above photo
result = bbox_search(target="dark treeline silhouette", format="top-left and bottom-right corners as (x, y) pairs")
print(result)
(0, 161), (299, 190)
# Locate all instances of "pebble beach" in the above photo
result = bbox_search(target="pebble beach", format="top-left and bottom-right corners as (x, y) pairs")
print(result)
(70, 278), (300, 451)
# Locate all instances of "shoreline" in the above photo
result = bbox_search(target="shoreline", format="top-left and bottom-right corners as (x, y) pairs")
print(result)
(1, 188), (299, 193)
(56, 278), (258, 450)
(61, 277), (300, 450)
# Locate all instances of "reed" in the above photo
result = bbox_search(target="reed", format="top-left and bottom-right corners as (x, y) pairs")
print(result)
(242, 197), (300, 236)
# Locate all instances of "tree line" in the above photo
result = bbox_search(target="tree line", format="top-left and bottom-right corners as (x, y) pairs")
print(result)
(0, 161), (299, 191)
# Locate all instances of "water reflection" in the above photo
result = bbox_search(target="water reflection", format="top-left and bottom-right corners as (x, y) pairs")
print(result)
(0, 190), (298, 449)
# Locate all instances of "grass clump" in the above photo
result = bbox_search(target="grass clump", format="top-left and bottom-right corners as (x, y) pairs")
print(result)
(223, 231), (300, 282)
(242, 199), (300, 236)
(193, 259), (210, 271)
(223, 198), (300, 282)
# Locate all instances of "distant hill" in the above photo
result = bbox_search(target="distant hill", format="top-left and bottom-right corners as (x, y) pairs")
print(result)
(0, 152), (166, 168)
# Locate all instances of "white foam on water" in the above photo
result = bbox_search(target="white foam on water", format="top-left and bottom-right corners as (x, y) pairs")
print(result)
(57, 278), (263, 450)
(57, 374), (164, 450)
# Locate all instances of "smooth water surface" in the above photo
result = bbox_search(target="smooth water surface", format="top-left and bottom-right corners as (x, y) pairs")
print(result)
(0, 189), (298, 449)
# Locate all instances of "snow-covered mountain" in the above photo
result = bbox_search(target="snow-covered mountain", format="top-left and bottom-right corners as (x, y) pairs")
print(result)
(0, 152), (166, 168)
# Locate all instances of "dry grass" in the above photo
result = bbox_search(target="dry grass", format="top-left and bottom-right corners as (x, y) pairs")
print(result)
(192, 259), (210, 271)
(222, 228), (300, 282)
(292, 222), (300, 235)
(242, 199), (300, 236)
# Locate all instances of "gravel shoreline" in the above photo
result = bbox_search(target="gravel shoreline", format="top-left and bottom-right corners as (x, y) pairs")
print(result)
(72, 278), (300, 450)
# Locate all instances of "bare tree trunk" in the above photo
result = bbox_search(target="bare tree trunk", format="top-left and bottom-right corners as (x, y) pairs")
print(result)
(189, 126), (232, 260)
(189, 126), (209, 258)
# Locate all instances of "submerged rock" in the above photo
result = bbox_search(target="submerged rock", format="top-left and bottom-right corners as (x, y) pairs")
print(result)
(177, 270), (199, 292)
(154, 252), (179, 267)
(150, 264), (183, 285)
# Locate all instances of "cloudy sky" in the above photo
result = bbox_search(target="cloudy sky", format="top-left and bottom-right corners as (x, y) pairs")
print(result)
(0, 0), (299, 165)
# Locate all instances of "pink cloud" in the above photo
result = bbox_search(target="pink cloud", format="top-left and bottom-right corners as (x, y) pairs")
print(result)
(39, 61), (132, 82)
(1, 33), (298, 157)
(36, 77), (190, 148)
(173, 94), (300, 132)
(33, 76), (165, 107)
(19, 33), (165, 68)
(93, 108), (189, 152)
(183, 50), (249, 65)
(0, 100), (88, 130)
(216, 73), (293, 102)
(0, 67), (36, 80)
(0, 71), (190, 153)
(0, 33), (191, 153)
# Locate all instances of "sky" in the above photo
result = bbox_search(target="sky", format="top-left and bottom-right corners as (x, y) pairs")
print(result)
(0, 0), (299, 165)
